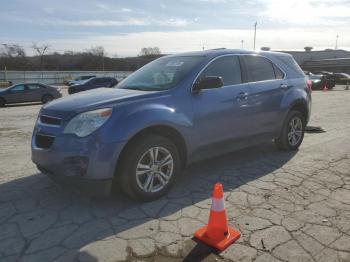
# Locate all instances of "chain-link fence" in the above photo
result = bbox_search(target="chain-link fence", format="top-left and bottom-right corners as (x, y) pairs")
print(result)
(0, 70), (132, 86)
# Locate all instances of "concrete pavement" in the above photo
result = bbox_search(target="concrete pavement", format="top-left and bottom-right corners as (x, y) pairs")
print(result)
(0, 87), (349, 261)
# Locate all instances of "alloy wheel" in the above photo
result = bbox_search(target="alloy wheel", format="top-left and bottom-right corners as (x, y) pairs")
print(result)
(288, 116), (303, 146)
(135, 146), (174, 193)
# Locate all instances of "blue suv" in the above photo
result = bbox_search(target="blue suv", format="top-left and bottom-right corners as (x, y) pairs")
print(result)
(31, 49), (311, 200)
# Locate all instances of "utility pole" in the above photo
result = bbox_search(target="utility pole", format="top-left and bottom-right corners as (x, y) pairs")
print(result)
(2, 44), (7, 81)
(335, 35), (339, 49)
(253, 22), (257, 51)
(102, 51), (105, 71)
(241, 40), (244, 49)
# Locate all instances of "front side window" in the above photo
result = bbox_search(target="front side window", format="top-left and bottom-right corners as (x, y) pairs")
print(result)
(243, 56), (276, 82)
(118, 56), (205, 91)
(200, 56), (242, 86)
(10, 85), (26, 92)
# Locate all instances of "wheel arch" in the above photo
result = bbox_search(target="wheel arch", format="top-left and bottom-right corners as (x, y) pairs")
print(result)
(113, 124), (188, 179)
(289, 99), (309, 124)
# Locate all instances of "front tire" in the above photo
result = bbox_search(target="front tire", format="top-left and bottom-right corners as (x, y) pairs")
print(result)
(275, 110), (305, 151)
(118, 135), (181, 201)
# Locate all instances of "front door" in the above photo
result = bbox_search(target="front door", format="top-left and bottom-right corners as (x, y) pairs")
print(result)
(192, 55), (254, 154)
(6, 84), (31, 103)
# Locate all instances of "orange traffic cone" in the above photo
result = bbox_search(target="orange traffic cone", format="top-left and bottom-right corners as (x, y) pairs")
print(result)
(194, 183), (241, 251)
(323, 84), (328, 91)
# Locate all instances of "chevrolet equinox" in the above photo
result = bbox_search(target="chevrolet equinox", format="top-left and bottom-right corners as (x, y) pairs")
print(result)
(31, 49), (311, 201)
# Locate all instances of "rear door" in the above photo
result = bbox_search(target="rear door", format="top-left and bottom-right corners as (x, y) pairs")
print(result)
(26, 84), (44, 102)
(192, 55), (254, 151)
(241, 55), (288, 135)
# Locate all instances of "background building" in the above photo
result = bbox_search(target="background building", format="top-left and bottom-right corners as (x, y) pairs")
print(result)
(277, 47), (350, 73)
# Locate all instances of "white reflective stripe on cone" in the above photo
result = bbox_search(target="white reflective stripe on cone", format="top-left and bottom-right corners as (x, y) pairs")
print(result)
(211, 197), (225, 212)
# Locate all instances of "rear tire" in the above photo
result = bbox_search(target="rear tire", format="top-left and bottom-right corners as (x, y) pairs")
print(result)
(117, 135), (181, 201)
(275, 110), (305, 151)
(42, 94), (54, 104)
(0, 97), (5, 107)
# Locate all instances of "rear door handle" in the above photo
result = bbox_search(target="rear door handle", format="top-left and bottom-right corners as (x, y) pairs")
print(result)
(236, 92), (249, 100)
(280, 84), (293, 90)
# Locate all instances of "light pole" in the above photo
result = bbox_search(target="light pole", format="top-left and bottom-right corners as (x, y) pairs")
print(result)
(253, 22), (257, 50)
(335, 35), (339, 49)
(241, 40), (244, 49)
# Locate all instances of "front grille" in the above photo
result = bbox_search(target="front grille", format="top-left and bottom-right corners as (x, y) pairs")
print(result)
(36, 134), (55, 149)
(40, 115), (62, 126)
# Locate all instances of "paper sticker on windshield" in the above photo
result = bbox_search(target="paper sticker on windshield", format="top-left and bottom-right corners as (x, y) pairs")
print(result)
(165, 61), (184, 67)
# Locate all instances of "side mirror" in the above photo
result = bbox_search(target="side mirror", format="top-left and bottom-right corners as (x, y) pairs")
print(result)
(192, 76), (224, 92)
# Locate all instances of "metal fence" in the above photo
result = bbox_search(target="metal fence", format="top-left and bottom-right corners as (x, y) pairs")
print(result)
(0, 70), (132, 85)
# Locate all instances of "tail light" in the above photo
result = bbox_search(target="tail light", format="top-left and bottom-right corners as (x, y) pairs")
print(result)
(306, 80), (312, 92)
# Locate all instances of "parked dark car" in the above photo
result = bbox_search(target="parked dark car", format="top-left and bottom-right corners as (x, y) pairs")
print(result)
(312, 71), (336, 89)
(67, 75), (96, 86)
(307, 74), (326, 90)
(0, 83), (62, 107)
(68, 77), (118, 94)
(333, 73), (350, 84)
(32, 49), (311, 200)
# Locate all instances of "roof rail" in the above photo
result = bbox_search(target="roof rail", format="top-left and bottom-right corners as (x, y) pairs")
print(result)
(207, 48), (227, 50)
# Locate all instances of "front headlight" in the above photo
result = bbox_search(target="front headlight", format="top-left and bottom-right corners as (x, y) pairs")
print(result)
(63, 108), (112, 137)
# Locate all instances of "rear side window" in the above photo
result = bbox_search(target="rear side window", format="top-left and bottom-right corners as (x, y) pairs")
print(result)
(273, 64), (284, 79)
(27, 84), (42, 90)
(243, 55), (275, 82)
(276, 55), (304, 77)
(93, 78), (106, 84)
(200, 56), (242, 86)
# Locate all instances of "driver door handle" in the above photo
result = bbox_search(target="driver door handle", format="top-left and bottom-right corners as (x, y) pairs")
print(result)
(280, 84), (293, 90)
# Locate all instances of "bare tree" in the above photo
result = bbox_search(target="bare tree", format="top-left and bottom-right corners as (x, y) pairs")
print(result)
(87, 46), (105, 71)
(88, 46), (104, 56)
(0, 44), (26, 58)
(139, 47), (161, 56)
(64, 50), (74, 55)
(32, 43), (50, 70)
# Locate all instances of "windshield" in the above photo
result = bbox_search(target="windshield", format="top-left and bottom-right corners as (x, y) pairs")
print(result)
(117, 56), (204, 91)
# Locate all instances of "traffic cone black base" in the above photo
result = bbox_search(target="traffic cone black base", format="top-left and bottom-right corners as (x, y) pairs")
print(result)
(194, 225), (241, 251)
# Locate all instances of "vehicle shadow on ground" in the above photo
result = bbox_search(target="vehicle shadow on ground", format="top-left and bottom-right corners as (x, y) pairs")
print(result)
(0, 141), (297, 261)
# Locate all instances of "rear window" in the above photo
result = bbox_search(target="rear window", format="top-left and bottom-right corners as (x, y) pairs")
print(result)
(243, 55), (276, 82)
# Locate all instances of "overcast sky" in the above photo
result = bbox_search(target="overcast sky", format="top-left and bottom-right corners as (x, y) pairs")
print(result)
(1, 0), (350, 57)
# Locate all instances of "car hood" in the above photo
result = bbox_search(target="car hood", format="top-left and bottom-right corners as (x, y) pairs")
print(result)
(41, 88), (155, 120)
